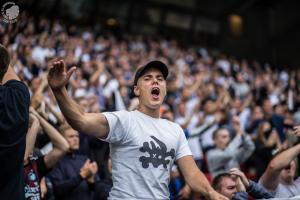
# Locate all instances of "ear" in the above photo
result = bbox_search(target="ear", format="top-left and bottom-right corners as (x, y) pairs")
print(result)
(134, 85), (140, 97)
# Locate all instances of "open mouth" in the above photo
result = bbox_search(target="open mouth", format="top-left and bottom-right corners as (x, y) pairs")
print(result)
(151, 87), (160, 99)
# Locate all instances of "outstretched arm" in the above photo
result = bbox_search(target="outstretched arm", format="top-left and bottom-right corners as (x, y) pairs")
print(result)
(47, 60), (109, 139)
(260, 143), (300, 191)
(177, 155), (228, 200)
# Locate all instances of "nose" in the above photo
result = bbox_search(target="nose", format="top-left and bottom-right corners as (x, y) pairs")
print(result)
(152, 78), (159, 85)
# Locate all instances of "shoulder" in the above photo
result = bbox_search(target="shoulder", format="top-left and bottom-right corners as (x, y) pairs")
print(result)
(161, 118), (182, 131)
(3, 80), (29, 94)
(1, 80), (30, 103)
(103, 110), (131, 119)
(206, 148), (219, 157)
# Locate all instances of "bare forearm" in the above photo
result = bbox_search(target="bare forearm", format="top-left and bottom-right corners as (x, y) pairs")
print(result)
(269, 143), (300, 170)
(89, 69), (102, 85)
(178, 156), (215, 199)
(38, 115), (69, 152)
(24, 120), (40, 161)
(52, 87), (85, 132)
(46, 101), (65, 125)
(35, 76), (48, 95)
(188, 170), (214, 198)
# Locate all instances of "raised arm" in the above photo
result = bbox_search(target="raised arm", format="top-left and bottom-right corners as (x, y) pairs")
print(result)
(31, 75), (48, 109)
(260, 143), (300, 191)
(24, 113), (40, 163)
(31, 109), (69, 168)
(231, 116), (254, 163)
(177, 155), (228, 200)
(47, 60), (109, 138)
(230, 168), (273, 199)
(45, 100), (65, 125)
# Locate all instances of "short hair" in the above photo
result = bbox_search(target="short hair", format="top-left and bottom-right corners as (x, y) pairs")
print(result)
(212, 127), (227, 140)
(58, 123), (72, 136)
(0, 44), (10, 81)
(212, 173), (232, 191)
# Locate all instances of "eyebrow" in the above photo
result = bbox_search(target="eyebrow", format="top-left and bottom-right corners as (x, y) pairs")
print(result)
(143, 74), (164, 78)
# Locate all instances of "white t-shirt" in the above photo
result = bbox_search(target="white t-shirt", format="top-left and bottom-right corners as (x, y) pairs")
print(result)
(102, 110), (192, 200)
(272, 177), (300, 198)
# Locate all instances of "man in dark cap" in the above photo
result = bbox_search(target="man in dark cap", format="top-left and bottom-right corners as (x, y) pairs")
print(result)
(47, 59), (228, 200)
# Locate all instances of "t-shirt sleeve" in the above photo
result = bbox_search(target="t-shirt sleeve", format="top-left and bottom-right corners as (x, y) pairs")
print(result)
(101, 110), (131, 144)
(175, 124), (192, 160)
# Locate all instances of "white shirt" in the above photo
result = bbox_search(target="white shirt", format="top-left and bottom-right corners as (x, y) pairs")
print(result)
(175, 114), (203, 160)
(270, 177), (300, 198)
(102, 110), (192, 200)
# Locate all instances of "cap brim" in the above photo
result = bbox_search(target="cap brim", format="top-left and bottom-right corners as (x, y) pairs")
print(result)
(134, 60), (169, 85)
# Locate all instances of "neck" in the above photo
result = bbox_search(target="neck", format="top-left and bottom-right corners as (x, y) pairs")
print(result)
(138, 105), (160, 118)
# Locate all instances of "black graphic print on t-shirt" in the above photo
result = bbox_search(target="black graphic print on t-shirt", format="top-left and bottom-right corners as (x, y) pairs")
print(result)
(139, 136), (175, 169)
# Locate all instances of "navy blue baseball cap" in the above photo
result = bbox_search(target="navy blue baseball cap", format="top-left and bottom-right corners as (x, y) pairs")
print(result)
(133, 60), (169, 85)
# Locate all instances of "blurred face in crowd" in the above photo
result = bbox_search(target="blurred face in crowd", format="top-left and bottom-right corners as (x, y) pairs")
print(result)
(214, 128), (231, 150)
(274, 104), (285, 116)
(253, 106), (263, 120)
(181, 88), (191, 101)
(30, 77), (41, 93)
(134, 68), (166, 111)
(63, 128), (80, 151)
(232, 98), (242, 112)
(263, 99), (273, 115)
(161, 110), (174, 121)
(204, 100), (217, 115)
(236, 73), (245, 83)
(280, 160), (297, 184)
(217, 176), (237, 199)
(78, 98), (89, 112)
(178, 102), (186, 117)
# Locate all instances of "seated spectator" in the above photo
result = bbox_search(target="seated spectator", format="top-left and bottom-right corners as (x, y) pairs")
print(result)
(24, 108), (69, 200)
(207, 117), (255, 177)
(212, 168), (273, 200)
(49, 124), (111, 200)
(259, 134), (300, 198)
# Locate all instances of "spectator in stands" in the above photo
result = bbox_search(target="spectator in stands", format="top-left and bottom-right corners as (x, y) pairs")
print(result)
(262, 99), (285, 142)
(2, 11), (300, 200)
(212, 168), (273, 200)
(49, 124), (111, 200)
(0, 44), (30, 200)
(207, 117), (255, 177)
(251, 120), (282, 178)
(24, 108), (69, 200)
(259, 135), (300, 198)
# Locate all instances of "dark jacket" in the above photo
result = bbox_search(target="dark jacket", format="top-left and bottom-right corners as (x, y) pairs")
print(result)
(49, 153), (111, 200)
(49, 153), (97, 200)
(232, 180), (274, 200)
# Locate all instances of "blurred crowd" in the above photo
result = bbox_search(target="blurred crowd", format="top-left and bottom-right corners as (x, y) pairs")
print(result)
(1, 12), (300, 200)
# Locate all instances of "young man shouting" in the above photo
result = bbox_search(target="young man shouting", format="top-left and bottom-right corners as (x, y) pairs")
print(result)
(47, 59), (227, 200)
